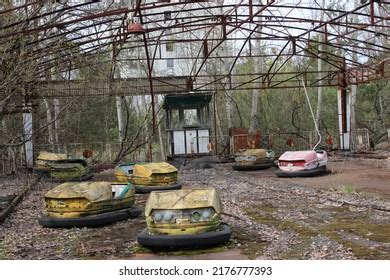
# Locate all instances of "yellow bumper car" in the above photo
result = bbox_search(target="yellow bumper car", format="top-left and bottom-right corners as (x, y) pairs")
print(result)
(33, 151), (93, 181)
(38, 181), (141, 228)
(232, 148), (274, 171)
(114, 162), (181, 193)
(137, 188), (231, 248)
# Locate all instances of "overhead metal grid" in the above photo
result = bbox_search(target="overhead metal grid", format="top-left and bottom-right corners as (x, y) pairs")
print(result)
(1, 0), (389, 95)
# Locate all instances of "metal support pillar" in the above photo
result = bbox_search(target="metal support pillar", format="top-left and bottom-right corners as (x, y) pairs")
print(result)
(337, 87), (351, 151)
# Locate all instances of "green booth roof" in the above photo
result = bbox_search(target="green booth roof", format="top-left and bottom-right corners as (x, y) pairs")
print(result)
(163, 93), (212, 109)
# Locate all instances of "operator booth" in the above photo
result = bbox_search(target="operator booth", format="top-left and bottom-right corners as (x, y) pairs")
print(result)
(163, 93), (212, 159)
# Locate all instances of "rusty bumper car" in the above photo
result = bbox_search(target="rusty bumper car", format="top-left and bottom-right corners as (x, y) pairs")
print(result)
(137, 188), (231, 248)
(232, 149), (274, 171)
(33, 152), (93, 181)
(38, 181), (141, 228)
(276, 150), (328, 177)
(114, 162), (140, 182)
(33, 151), (67, 177)
(115, 162), (181, 193)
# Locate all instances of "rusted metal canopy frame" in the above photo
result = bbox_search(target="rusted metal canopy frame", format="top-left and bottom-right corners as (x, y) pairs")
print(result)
(9, 3), (386, 69)
(3, 1), (383, 124)
(32, 12), (230, 76)
(29, 14), (390, 80)
(6, 7), (129, 75)
(58, 20), (386, 91)
(3, 2), (386, 47)
(0, 1), (98, 32)
(34, 61), (389, 98)
(36, 76), (193, 98)
(35, 52), (388, 95)
(34, 17), (125, 73)
(136, 1), (387, 92)
(130, 0), (157, 134)
(193, 2), (388, 92)
(0, 1), (38, 15)
(1, 14), (126, 76)
(2, 1), (389, 96)
(0, 7), (129, 41)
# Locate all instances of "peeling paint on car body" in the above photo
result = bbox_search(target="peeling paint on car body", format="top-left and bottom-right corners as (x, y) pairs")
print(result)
(115, 162), (179, 186)
(235, 149), (274, 165)
(43, 181), (135, 218)
(145, 188), (222, 235)
(278, 150), (328, 172)
(114, 162), (138, 183)
(33, 151), (92, 181)
(131, 162), (178, 186)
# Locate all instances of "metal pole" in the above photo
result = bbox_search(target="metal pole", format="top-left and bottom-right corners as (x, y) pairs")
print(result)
(142, 34), (156, 134)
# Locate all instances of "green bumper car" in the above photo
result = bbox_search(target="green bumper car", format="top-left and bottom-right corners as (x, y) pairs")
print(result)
(33, 151), (93, 181)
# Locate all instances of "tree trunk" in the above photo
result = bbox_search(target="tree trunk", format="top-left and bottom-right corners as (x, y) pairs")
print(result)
(115, 96), (126, 143)
(225, 94), (234, 129)
(141, 94), (152, 161)
(157, 109), (166, 161)
(249, 89), (260, 135)
(43, 98), (54, 146)
(22, 105), (33, 168)
(215, 100), (225, 152)
(53, 98), (60, 146)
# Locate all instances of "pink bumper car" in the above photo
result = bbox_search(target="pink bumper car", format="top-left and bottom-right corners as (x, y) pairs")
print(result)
(276, 150), (328, 177)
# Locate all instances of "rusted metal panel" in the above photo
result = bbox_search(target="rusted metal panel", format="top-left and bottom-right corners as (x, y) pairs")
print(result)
(229, 127), (261, 153)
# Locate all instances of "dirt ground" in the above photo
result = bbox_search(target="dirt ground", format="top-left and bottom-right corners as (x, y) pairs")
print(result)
(0, 156), (389, 260)
(242, 157), (390, 199)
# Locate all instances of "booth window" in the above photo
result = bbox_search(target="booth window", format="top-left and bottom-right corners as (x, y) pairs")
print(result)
(184, 109), (199, 127)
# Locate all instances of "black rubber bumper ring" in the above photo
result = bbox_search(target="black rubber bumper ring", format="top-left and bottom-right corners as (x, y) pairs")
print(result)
(134, 183), (182, 194)
(276, 167), (328, 178)
(137, 224), (231, 248)
(38, 207), (142, 228)
(232, 162), (273, 171)
(51, 173), (94, 182)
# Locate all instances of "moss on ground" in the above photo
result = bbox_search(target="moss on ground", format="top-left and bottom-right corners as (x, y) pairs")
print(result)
(160, 245), (229, 256)
(325, 217), (390, 243)
(328, 206), (351, 214)
(279, 238), (314, 259)
(231, 227), (269, 259)
(239, 242), (269, 259)
(320, 213), (390, 259)
(340, 185), (356, 194)
(244, 205), (277, 227)
(257, 202), (275, 213)
(244, 204), (390, 259)
(129, 245), (153, 255)
(130, 243), (229, 257)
